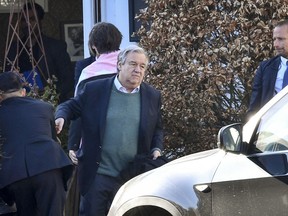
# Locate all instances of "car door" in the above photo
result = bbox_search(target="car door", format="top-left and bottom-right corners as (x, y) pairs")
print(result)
(211, 93), (288, 216)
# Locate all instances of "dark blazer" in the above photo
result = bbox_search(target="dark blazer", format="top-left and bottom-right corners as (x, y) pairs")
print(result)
(68, 73), (117, 151)
(56, 76), (164, 195)
(68, 55), (96, 151)
(74, 56), (95, 87)
(6, 35), (74, 103)
(0, 97), (73, 190)
(247, 56), (280, 117)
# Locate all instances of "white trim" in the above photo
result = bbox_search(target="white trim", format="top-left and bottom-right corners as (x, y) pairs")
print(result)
(82, 0), (135, 57)
(100, 0), (135, 49)
(82, 1), (95, 58)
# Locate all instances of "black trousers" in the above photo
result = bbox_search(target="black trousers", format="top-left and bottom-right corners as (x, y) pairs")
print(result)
(6, 169), (66, 216)
(79, 174), (121, 216)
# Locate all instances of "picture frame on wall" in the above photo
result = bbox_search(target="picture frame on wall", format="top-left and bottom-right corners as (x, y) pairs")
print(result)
(0, 0), (48, 13)
(62, 22), (84, 62)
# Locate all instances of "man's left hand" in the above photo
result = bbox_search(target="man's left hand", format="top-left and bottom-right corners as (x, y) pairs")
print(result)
(152, 150), (161, 160)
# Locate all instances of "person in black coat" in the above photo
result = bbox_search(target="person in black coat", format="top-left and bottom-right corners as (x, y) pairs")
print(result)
(0, 72), (73, 216)
(247, 20), (288, 119)
(65, 23), (122, 216)
(5, 2), (74, 103)
(55, 45), (164, 216)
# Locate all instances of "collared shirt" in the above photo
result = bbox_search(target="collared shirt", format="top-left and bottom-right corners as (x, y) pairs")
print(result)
(275, 56), (288, 94)
(114, 76), (140, 93)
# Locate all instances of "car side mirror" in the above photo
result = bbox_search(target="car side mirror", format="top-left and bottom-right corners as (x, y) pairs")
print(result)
(217, 123), (242, 152)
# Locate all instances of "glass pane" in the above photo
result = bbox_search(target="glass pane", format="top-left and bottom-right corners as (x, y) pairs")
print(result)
(254, 94), (288, 152)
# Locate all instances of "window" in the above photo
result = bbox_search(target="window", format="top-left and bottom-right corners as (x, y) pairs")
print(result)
(254, 94), (288, 152)
(128, 0), (147, 42)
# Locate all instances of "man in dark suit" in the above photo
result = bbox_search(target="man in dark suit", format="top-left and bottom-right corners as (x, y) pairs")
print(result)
(6, 2), (74, 103)
(55, 45), (164, 216)
(65, 23), (122, 216)
(0, 72), (73, 216)
(247, 20), (288, 118)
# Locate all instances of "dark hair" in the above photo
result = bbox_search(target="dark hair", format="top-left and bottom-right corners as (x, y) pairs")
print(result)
(23, 2), (45, 20)
(0, 72), (23, 94)
(88, 22), (122, 55)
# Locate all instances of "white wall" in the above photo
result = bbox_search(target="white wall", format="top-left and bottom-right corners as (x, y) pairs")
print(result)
(82, 1), (95, 58)
(101, 0), (135, 49)
(82, 0), (135, 58)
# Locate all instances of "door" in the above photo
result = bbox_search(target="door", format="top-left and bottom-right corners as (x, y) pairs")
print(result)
(212, 93), (288, 216)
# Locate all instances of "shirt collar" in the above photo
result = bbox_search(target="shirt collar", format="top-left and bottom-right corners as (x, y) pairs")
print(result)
(280, 56), (288, 66)
(113, 76), (140, 93)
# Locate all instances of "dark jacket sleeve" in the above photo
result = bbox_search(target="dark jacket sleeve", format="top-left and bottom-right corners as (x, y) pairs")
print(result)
(138, 83), (164, 154)
(151, 91), (164, 152)
(247, 62), (264, 117)
(67, 74), (117, 151)
(68, 56), (95, 150)
(67, 119), (82, 151)
(247, 56), (280, 119)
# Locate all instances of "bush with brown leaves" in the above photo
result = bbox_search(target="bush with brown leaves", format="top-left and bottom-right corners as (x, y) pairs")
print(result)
(135, 0), (288, 158)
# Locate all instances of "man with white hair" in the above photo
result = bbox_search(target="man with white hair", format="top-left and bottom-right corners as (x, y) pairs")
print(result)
(55, 45), (164, 216)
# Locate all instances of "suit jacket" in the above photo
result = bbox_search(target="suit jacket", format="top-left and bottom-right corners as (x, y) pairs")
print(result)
(68, 73), (117, 151)
(247, 56), (280, 117)
(0, 97), (73, 190)
(74, 56), (95, 87)
(6, 35), (74, 103)
(56, 76), (164, 195)
(68, 55), (96, 151)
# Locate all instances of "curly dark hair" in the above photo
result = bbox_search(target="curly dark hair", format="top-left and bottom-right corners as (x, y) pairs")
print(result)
(0, 72), (23, 94)
(88, 22), (122, 55)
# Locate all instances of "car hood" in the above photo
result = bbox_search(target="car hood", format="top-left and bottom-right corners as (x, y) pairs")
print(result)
(110, 149), (226, 214)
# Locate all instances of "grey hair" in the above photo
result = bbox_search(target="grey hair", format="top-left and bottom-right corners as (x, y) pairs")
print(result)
(117, 45), (149, 67)
(275, 19), (288, 28)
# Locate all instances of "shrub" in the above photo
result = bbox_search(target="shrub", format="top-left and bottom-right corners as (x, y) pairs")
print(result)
(135, 0), (288, 158)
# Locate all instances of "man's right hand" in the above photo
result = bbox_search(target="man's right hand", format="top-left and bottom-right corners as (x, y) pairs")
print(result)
(55, 118), (65, 134)
(69, 150), (78, 165)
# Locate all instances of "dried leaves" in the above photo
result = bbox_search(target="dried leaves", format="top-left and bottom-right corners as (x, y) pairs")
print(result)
(137, 0), (288, 157)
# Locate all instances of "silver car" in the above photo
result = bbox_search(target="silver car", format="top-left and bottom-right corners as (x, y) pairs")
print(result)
(108, 87), (288, 216)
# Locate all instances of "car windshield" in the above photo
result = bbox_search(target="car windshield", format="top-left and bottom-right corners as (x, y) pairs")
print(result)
(253, 93), (288, 152)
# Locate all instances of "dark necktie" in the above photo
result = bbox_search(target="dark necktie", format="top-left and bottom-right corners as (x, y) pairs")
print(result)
(282, 61), (288, 89)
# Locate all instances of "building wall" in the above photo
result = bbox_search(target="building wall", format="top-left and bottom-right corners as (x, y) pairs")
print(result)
(82, 0), (135, 58)
(101, 0), (135, 49)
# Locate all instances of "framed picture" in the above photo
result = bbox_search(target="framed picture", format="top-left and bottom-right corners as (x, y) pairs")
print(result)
(0, 0), (48, 13)
(62, 22), (84, 62)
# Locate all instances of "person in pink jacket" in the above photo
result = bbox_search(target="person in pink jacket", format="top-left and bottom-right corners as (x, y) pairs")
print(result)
(68, 22), (123, 164)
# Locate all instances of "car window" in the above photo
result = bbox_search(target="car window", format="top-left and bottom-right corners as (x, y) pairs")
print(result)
(253, 94), (288, 152)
